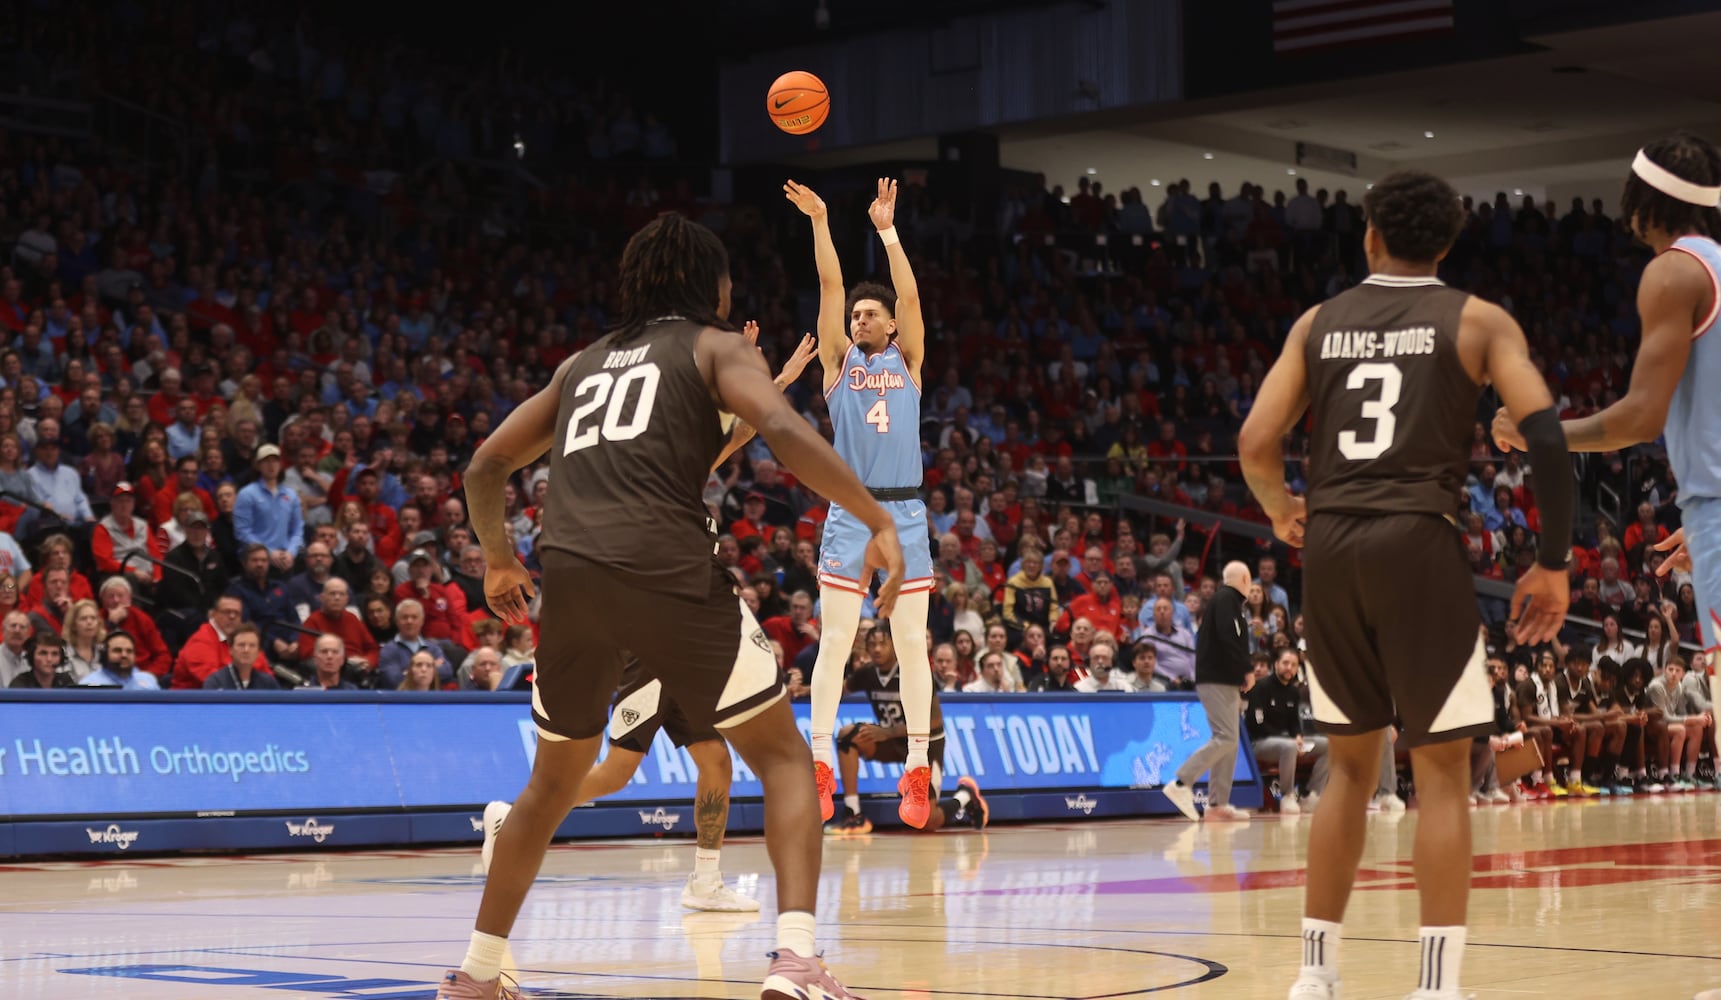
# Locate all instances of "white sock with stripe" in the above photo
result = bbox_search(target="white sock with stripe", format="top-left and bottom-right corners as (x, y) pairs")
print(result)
(1299, 917), (1341, 980)
(1417, 925), (1466, 995)
(459, 929), (508, 983)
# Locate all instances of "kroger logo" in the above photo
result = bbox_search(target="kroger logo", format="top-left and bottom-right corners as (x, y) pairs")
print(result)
(285, 818), (335, 843)
(637, 808), (682, 831)
(86, 824), (141, 850)
(1064, 795), (1099, 816)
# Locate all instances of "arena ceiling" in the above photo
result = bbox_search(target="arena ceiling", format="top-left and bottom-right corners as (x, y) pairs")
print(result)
(784, 10), (1721, 207)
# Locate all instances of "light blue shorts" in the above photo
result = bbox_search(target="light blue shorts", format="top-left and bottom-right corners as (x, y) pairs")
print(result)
(1681, 496), (1721, 651)
(817, 499), (935, 598)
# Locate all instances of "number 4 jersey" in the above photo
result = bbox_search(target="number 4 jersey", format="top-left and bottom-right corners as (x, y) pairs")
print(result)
(544, 319), (731, 597)
(1303, 275), (1479, 518)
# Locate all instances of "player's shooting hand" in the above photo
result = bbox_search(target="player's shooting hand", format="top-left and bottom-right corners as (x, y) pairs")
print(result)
(1271, 494), (1307, 548)
(1654, 528), (1691, 575)
(742, 320), (760, 349)
(776, 334), (817, 387)
(862, 523), (905, 619)
(783, 180), (826, 219)
(1509, 564), (1569, 646)
(868, 178), (898, 232)
(1491, 406), (1527, 453)
(484, 555), (536, 625)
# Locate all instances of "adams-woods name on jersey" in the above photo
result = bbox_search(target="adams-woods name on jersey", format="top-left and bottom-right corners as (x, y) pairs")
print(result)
(848, 365), (905, 395)
(1319, 326), (1436, 361)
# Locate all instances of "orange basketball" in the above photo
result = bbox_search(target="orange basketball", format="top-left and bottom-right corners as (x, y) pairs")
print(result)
(767, 70), (830, 135)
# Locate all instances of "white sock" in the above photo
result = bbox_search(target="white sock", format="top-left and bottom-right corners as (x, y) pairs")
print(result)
(777, 910), (817, 957)
(906, 734), (931, 771)
(1300, 918), (1341, 979)
(459, 929), (508, 983)
(1417, 925), (1466, 994)
(809, 587), (863, 768)
(843, 793), (860, 815)
(693, 847), (720, 879)
(954, 787), (973, 808)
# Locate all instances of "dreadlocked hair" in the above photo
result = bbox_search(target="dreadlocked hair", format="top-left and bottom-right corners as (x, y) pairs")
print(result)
(1621, 131), (1721, 240)
(614, 212), (734, 342)
(1361, 169), (1464, 264)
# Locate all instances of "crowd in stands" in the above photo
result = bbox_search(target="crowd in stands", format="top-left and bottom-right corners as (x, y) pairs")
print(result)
(0, 4), (1710, 806)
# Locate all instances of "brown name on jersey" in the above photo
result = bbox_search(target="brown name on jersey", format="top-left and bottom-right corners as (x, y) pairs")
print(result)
(1318, 326), (1437, 361)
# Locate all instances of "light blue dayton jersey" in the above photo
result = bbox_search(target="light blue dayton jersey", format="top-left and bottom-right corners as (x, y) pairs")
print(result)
(825, 341), (922, 489)
(1666, 236), (1721, 503)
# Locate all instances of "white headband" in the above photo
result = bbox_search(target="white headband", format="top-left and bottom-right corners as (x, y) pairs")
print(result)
(1633, 150), (1721, 207)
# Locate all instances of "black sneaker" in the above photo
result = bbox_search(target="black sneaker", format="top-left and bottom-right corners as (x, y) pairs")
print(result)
(825, 813), (873, 838)
(959, 776), (989, 829)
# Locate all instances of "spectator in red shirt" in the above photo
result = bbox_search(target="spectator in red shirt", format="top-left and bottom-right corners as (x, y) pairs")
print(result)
(172, 593), (272, 689)
(1064, 572), (1124, 638)
(154, 455), (216, 526)
(1146, 419), (1188, 471)
(93, 482), (165, 583)
(763, 589), (820, 666)
(729, 492), (772, 543)
(297, 576), (380, 668)
(1622, 502), (1669, 555)
(97, 575), (173, 678)
(351, 468), (402, 564)
(146, 367), (187, 428)
(393, 549), (475, 649)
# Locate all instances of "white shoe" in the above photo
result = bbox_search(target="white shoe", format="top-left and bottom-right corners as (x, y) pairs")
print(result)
(1289, 974), (1342, 998)
(1488, 787), (1511, 805)
(1375, 793), (1407, 814)
(1206, 804), (1252, 821)
(1163, 781), (1200, 822)
(1403, 991), (1473, 999)
(479, 800), (511, 875)
(680, 873), (761, 912)
(1692, 989), (1721, 999)
(1281, 794), (1302, 815)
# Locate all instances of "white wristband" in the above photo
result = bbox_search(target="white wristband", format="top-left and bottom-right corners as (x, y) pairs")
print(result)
(878, 226), (899, 246)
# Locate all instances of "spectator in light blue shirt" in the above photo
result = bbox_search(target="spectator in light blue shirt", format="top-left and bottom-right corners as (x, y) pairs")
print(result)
(25, 422), (92, 523)
(164, 396), (203, 461)
(79, 630), (159, 690)
(233, 445), (304, 573)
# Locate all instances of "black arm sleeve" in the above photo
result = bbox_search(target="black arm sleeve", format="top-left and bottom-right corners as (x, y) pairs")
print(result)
(1519, 408), (1574, 570)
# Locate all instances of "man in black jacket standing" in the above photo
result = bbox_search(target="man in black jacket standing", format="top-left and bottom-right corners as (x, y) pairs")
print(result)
(1164, 560), (1255, 821)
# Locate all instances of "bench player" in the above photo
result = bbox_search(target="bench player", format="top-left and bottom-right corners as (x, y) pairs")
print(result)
(826, 620), (988, 836)
(785, 178), (938, 828)
(1239, 169), (1572, 1000)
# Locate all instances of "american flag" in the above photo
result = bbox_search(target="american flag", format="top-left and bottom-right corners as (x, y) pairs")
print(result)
(1272, 0), (1456, 54)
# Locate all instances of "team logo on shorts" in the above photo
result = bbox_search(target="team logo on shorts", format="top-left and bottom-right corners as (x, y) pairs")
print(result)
(752, 628), (773, 653)
(619, 709), (640, 727)
(825, 557), (844, 569)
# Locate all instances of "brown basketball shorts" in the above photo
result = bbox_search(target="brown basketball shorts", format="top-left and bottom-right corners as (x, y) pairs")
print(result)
(1302, 511), (1493, 748)
(532, 551), (784, 742)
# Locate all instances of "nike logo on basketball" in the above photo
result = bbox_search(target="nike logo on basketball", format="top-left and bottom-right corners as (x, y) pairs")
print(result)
(774, 96), (795, 109)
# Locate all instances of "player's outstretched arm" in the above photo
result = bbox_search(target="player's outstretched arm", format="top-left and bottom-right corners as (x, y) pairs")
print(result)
(1494, 250), (1701, 453)
(784, 180), (849, 384)
(712, 327), (817, 471)
(464, 354), (578, 621)
(700, 328), (905, 616)
(868, 177), (925, 380)
(1237, 307), (1314, 547)
(1475, 300), (1571, 645)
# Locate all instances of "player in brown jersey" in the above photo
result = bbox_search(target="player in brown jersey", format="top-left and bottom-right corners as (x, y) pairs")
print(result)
(1238, 170), (1573, 1000)
(437, 213), (901, 1000)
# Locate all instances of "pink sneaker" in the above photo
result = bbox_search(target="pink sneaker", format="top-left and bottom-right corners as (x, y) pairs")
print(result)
(434, 969), (518, 999)
(762, 949), (868, 999)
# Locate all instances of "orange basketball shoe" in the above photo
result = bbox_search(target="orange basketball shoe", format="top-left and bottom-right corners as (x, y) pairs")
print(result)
(814, 761), (837, 822)
(898, 766), (932, 828)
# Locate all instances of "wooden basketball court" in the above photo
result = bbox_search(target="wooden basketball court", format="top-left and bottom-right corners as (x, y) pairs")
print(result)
(2, 796), (1717, 998)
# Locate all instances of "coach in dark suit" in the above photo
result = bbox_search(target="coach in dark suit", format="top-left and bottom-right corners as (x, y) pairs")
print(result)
(1162, 560), (1256, 821)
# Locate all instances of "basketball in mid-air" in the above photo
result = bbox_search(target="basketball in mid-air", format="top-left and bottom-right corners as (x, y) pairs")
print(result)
(768, 71), (829, 135)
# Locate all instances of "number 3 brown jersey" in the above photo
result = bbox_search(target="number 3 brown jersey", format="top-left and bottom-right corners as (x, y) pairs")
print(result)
(1302, 275), (1480, 518)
